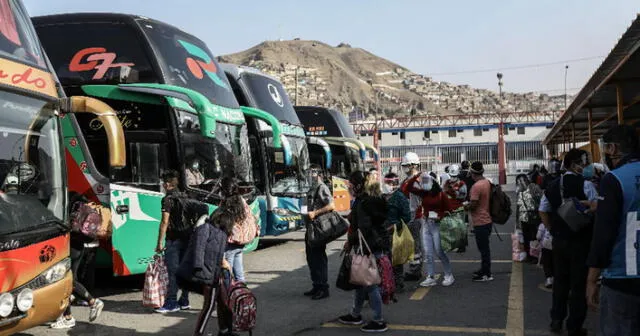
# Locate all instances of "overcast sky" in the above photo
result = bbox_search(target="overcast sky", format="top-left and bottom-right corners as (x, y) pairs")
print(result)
(27, 0), (639, 95)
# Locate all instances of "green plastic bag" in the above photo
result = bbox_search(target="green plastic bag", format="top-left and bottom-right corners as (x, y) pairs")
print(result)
(392, 220), (414, 266)
(440, 210), (468, 253)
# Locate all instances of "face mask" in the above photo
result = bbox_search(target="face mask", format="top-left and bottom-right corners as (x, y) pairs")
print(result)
(449, 176), (458, 182)
(582, 164), (594, 179)
(422, 182), (433, 191)
(192, 162), (199, 170)
(516, 180), (527, 192)
(403, 167), (412, 175)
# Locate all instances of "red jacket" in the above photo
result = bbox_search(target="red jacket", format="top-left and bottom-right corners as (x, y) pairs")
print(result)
(405, 174), (452, 220)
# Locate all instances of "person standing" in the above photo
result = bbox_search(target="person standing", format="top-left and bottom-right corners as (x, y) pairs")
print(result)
(515, 174), (543, 262)
(537, 223), (554, 288)
(458, 160), (475, 198)
(155, 170), (192, 313)
(304, 164), (335, 300)
(542, 159), (562, 191)
(538, 149), (598, 336)
(464, 161), (494, 282)
(399, 152), (424, 281)
(382, 172), (411, 291)
(586, 125), (640, 336)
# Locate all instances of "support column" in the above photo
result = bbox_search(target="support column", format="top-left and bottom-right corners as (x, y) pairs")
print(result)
(588, 108), (595, 160)
(571, 119), (576, 148)
(617, 84), (624, 124)
(373, 122), (381, 173)
(498, 121), (506, 185)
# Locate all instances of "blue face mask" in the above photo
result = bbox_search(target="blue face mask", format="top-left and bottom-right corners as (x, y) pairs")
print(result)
(582, 164), (594, 179)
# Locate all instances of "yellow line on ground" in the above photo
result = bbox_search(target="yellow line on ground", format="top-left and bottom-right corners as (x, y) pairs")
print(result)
(449, 260), (513, 263)
(506, 261), (524, 336)
(322, 322), (506, 334)
(409, 287), (430, 300)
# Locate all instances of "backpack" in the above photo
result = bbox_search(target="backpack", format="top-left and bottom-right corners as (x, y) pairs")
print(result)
(376, 254), (396, 304)
(221, 276), (257, 334)
(490, 183), (512, 225)
(170, 194), (209, 235)
(70, 201), (102, 239)
(228, 199), (259, 245)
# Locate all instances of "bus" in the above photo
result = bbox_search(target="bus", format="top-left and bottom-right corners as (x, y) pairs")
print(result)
(33, 13), (292, 276)
(0, 2), (126, 334)
(222, 64), (332, 235)
(294, 106), (369, 213)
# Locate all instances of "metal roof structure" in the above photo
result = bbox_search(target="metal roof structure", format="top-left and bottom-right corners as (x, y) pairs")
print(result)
(544, 14), (640, 146)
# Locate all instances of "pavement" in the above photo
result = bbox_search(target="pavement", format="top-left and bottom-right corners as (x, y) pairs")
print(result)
(18, 193), (598, 336)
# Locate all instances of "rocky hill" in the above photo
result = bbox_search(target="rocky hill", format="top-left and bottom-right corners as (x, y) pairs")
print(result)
(219, 40), (571, 120)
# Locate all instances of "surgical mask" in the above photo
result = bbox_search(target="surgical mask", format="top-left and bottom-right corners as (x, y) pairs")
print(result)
(192, 162), (199, 170)
(582, 164), (594, 179)
(516, 180), (527, 192)
(403, 166), (412, 175)
(422, 181), (433, 191)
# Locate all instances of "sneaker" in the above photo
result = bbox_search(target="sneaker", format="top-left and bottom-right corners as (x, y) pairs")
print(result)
(303, 287), (319, 296)
(178, 297), (191, 310)
(50, 316), (76, 329)
(311, 289), (330, 300)
(211, 310), (218, 318)
(360, 320), (388, 333)
(472, 269), (483, 278)
(338, 314), (364, 325)
(442, 274), (455, 287)
(419, 276), (437, 287)
(155, 301), (180, 313)
(472, 274), (494, 282)
(89, 299), (104, 322)
(545, 277), (554, 289)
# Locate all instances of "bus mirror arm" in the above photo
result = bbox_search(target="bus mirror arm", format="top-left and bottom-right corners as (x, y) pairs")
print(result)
(307, 137), (332, 170)
(240, 106), (293, 167)
(62, 97), (126, 168)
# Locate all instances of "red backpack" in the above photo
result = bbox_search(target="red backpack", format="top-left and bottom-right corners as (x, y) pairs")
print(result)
(70, 202), (102, 239)
(221, 276), (257, 334)
(376, 254), (397, 304)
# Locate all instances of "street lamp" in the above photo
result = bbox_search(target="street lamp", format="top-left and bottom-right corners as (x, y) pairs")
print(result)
(497, 72), (503, 99)
(564, 65), (569, 110)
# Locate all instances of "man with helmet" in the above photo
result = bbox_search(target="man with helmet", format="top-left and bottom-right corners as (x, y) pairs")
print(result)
(399, 152), (424, 280)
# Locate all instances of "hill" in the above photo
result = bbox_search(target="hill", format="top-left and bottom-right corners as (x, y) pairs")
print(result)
(219, 40), (569, 119)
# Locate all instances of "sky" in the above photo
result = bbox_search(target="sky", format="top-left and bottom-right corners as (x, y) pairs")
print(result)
(26, 0), (639, 95)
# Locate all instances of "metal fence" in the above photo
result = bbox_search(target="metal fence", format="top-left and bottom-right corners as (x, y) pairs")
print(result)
(378, 141), (549, 185)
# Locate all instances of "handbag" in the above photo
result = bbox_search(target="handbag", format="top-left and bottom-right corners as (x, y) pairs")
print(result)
(336, 250), (357, 291)
(349, 229), (381, 287)
(557, 175), (592, 232)
(306, 211), (349, 248)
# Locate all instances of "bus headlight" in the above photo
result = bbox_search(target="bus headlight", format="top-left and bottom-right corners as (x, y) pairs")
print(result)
(42, 258), (71, 284)
(16, 289), (33, 312)
(0, 293), (14, 317)
(273, 208), (289, 216)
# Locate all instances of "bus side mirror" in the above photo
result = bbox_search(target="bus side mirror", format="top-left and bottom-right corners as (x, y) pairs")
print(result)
(62, 96), (126, 168)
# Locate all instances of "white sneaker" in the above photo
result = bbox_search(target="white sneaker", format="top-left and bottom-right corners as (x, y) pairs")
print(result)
(50, 316), (76, 329)
(442, 274), (455, 287)
(545, 277), (553, 288)
(419, 276), (437, 287)
(89, 299), (104, 322)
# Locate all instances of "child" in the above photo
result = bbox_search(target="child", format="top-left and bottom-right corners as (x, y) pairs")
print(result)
(536, 223), (553, 288)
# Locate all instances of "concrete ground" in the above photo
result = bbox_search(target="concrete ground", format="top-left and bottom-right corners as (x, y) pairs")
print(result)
(18, 193), (598, 336)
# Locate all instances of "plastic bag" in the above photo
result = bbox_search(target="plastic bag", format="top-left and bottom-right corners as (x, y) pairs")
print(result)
(529, 240), (542, 258)
(391, 220), (414, 266)
(440, 210), (467, 253)
(142, 255), (168, 308)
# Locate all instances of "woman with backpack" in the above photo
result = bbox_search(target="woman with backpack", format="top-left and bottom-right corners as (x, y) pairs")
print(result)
(338, 171), (389, 333)
(404, 172), (455, 287)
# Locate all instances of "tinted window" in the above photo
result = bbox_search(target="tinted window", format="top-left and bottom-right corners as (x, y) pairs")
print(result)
(295, 107), (355, 138)
(138, 19), (239, 109)
(34, 21), (158, 86)
(241, 73), (300, 124)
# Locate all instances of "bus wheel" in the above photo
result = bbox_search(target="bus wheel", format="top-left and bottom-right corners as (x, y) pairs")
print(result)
(243, 236), (260, 253)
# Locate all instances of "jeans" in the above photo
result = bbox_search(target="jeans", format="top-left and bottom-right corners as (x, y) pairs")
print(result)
(305, 241), (328, 290)
(352, 253), (384, 321)
(599, 285), (640, 336)
(407, 217), (423, 275)
(422, 219), (452, 276)
(550, 238), (589, 332)
(473, 223), (492, 275)
(224, 247), (245, 282)
(164, 239), (190, 303)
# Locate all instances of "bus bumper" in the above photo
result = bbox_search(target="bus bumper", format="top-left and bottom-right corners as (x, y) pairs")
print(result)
(0, 272), (72, 336)
(267, 212), (304, 236)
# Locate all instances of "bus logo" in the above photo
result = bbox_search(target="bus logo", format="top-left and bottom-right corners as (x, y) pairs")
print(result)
(69, 47), (135, 80)
(268, 83), (284, 107)
(177, 40), (228, 90)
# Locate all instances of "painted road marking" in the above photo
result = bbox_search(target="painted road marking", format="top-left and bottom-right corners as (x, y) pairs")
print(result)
(409, 287), (431, 300)
(323, 322), (506, 334)
(506, 261), (524, 336)
(449, 260), (513, 263)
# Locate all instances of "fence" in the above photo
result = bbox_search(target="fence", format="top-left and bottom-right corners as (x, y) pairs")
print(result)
(377, 140), (549, 185)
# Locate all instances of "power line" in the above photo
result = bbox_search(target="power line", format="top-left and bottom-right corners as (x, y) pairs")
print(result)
(426, 56), (605, 76)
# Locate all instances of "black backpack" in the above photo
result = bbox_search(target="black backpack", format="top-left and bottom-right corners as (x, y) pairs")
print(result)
(489, 183), (512, 225)
(170, 193), (209, 234)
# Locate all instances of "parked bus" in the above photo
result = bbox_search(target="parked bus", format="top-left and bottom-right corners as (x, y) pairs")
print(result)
(222, 64), (332, 235)
(0, 2), (126, 334)
(294, 106), (369, 213)
(33, 13), (292, 276)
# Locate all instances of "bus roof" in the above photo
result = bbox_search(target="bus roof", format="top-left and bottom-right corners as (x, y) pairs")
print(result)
(294, 106), (356, 138)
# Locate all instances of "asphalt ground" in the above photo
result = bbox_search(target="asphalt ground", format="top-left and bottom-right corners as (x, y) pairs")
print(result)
(18, 193), (598, 336)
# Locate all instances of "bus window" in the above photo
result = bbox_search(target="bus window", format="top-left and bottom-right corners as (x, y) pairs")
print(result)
(0, 0), (44, 67)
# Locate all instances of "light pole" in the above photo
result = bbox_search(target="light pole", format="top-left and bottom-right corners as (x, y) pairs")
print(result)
(497, 72), (503, 99)
(496, 72), (506, 185)
(564, 65), (569, 110)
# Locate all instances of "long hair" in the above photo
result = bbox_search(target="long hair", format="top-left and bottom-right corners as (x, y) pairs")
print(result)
(349, 171), (368, 197)
(213, 176), (247, 230)
(364, 172), (382, 197)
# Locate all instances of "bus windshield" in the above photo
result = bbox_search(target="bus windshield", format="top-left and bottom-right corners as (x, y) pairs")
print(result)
(0, 91), (65, 235)
(179, 113), (253, 193)
(139, 19), (239, 109)
(329, 143), (363, 179)
(242, 73), (300, 124)
(268, 135), (310, 196)
(0, 0), (45, 68)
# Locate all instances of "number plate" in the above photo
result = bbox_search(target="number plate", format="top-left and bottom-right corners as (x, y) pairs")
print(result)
(288, 221), (296, 230)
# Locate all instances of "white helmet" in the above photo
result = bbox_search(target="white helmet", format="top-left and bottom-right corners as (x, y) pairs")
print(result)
(448, 164), (460, 177)
(401, 152), (420, 166)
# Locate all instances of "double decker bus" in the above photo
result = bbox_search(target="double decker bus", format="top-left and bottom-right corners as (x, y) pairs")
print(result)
(0, 2), (126, 334)
(33, 13), (292, 276)
(222, 64), (332, 235)
(294, 106), (369, 213)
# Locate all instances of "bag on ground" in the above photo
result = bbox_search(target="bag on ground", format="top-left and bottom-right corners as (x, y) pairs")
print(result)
(391, 220), (414, 266)
(349, 229), (381, 287)
(70, 201), (102, 239)
(376, 254), (396, 304)
(336, 250), (357, 291)
(511, 232), (526, 262)
(439, 210), (468, 252)
(142, 255), (168, 308)
(490, 184), (512, 225)
(220, 272), (257, 334)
